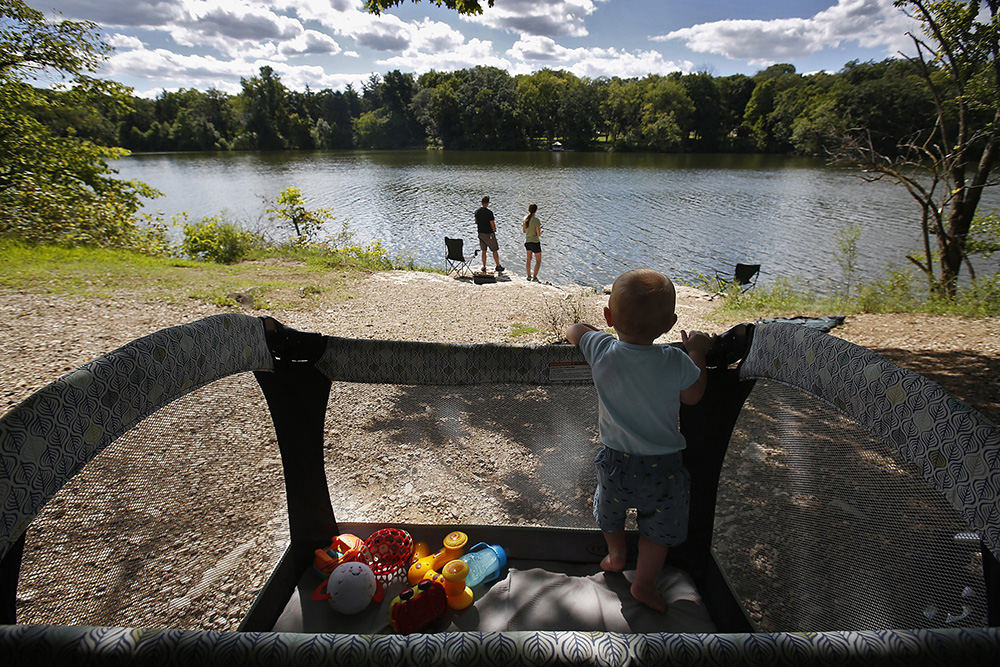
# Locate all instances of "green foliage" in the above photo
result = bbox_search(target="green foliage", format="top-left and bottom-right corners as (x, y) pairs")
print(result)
(967, 213), (1000, 256)
(834, 222), (863, 299)
(364, 0), (493, 15)
(0, 0), (161, 251)
(181, 216), (261, 264)
(712, 265), (1000, 318)
(266, 186), (334, 240)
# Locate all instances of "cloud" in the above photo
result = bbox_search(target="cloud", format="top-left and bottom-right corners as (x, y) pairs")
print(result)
(465, 0), (604, 38)
(48, 0), (180, 27)
(654, 0), (918, 65)
(508, 36), (691, 79)
(377, 37), (513, 73)
(183, 4), (302, 42)
(104, 42), (359, 94)
(277, 30), (343, 58)
(108, 33), (145, 50)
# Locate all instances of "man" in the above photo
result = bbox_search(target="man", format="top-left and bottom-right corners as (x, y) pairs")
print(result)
(475, 195), (504, 273)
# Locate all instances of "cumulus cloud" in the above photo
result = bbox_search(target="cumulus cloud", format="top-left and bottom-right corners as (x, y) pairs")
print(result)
(377, 37), (513, 73)
(508, 36), (691, 79)
(277, 30), (343, 58)
(465, 0), (605, 38)
(48, 0), (180, 27)
(108, 33), (145, 50)
(654, 0), (918, 65)
(104, 42), (357, 94)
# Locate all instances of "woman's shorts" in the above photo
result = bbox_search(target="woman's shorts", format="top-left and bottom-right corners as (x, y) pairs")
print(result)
(478, 232), (499, 252)
(524, 241), (542, 253)
(592, 447), (690, 546)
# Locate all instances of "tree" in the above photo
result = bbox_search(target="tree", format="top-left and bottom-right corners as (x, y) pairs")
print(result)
(639, 76), (694, 151)
(0, 0), (161, 250)
(845, 0), (999, 298)
(238, 66), (289, 150)
(266, 186), (333, 240)
(681, 73), (724, 151)
(364, 0), (493, 15)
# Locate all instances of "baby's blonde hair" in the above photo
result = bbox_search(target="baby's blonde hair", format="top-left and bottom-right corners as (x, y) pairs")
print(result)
(608, 269), (677, 339)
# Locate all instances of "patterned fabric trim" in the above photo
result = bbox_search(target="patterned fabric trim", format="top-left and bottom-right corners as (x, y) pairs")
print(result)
(2, 625), (999, 665)
(0, 314), (274, 563)
(739, 322), (1000, 557)
(315, 337), (590, 385)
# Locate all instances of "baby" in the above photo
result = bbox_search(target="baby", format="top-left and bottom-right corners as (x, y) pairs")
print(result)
(566, 268), (712, 612)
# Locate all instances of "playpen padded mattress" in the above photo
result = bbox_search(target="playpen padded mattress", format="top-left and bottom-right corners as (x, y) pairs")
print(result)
(272, 560), (716, 634)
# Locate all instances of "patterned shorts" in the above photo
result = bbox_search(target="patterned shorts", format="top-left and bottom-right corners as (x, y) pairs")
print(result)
(592, 446), (690, 547)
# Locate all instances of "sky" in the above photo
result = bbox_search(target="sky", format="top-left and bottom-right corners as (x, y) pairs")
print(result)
(42, 0), (924, 97)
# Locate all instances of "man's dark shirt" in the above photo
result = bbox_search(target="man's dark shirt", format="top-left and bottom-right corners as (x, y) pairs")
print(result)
(475, 206), (495, 234)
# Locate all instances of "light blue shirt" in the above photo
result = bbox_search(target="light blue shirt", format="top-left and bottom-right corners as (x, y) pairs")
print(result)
(579, 330), (701, 455)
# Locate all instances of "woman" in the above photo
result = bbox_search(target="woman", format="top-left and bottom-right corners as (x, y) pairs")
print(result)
(522, 203), (542, 282)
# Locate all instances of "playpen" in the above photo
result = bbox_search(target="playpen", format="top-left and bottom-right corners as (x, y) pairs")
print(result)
(1, 314), (998, 664)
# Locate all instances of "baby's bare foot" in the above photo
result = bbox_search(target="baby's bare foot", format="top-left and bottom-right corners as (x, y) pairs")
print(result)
(631, 582), (667, 613)
(600, 553), (625, 572)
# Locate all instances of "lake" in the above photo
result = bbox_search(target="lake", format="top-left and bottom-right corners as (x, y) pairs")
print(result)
(116, 150), (1000, 292)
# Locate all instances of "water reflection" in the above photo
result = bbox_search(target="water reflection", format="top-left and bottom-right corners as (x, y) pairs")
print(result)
(118, 150), (1000, 291)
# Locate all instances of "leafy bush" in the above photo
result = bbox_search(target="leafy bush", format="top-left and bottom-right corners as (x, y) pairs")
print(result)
(266, 186), (334, 240)
(181, 216), (260, 264)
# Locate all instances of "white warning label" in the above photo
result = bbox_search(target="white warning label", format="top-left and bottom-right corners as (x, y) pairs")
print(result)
(547, 361), (593, 382)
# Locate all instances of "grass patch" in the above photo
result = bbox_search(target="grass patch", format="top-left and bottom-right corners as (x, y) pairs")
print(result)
(705, 270), (1000, 319)
(509, 322), (544, 337)
(0, 240), (363, 310)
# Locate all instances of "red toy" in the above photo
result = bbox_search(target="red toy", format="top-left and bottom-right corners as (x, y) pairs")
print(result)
(389, 578), (449, 634)
(364, 528), (414, 596)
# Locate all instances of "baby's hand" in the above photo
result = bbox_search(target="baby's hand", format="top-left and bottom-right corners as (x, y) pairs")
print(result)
(681, 330), (714, 358)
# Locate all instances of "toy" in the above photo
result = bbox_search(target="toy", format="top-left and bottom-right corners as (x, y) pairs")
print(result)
(313, 528), (414, 605)
(313, 533), (368, 576)
(439, 559), (474, 610)
(458, 542), (507, 587)
(363, 528), (414, 601)
(325, 561), (377, 615)
(410, 541), (430, 563)
(407, 530), (467, 585)
(389, 578), (449, 634)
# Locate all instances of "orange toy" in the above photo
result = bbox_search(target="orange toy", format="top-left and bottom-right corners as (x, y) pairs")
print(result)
(313, 534), (368, 576)
(440, 559), (474, 610)
(407, 531), (468, 585)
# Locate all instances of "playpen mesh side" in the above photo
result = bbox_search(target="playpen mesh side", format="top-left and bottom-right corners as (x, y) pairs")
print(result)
(713, 378), (988, 632)
(15, 373), (286, 631)
(320, 381), (603, 529)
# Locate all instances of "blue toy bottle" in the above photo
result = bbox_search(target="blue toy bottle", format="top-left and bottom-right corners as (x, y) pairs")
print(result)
(458, 543), (507, 587)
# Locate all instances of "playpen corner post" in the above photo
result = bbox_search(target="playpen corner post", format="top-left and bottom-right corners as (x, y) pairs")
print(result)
(981, 540), (1000, 626)
(254, 364), (337, 553)
(0, 533), (25, 624)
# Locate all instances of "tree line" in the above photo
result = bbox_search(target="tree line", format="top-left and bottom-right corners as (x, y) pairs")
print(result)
(3, 0), (997, 302)
(45, 59), (939, 157)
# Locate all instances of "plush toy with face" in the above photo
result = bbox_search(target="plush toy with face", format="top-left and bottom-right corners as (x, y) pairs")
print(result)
(326, 561), (377, 614)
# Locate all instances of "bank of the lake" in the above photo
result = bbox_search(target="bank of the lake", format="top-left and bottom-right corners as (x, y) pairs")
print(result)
(117, 150), (1000, 293)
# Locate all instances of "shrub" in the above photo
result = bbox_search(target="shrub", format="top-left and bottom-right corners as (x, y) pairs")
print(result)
(182, 216), (260, 264)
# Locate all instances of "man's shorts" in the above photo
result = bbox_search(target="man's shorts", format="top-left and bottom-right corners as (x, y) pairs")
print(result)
(592, 446), (690, 547)
(478, 232), (499, 252)
(524, 241), (542, 253)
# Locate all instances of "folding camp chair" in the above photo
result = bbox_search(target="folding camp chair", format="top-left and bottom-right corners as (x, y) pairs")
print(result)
(444, 237), (478, 276)
(714, 263), (760, 295)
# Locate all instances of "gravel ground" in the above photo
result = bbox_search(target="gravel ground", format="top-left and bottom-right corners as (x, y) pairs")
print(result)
(3, 268), (997, 631)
